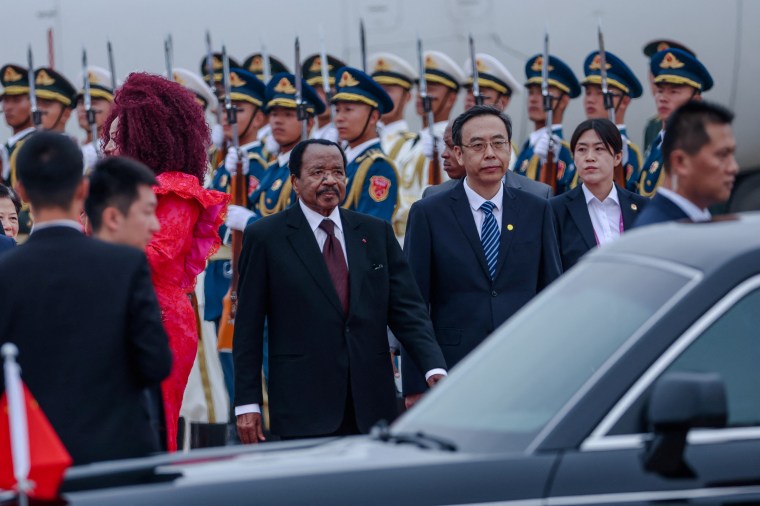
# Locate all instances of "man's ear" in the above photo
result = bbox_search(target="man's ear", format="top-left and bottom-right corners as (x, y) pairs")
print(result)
(497, 95), (510, 111)
(668, 149), (690, 179)
(101, 206), (123, 232)
(290, 174), (300, 197)
(444, 90), (457, 110)
(557, 93), (570, 112)
(454, 145), (465, 167)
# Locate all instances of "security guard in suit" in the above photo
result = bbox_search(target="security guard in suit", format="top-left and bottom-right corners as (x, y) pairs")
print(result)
(330, 66), (398, 222)
(638, 48), (713, 197)
(303, 53), (346, 144)
(513, 54), (580, 195)
(581, 50), (644, 192)
(368, 53), (418, 162)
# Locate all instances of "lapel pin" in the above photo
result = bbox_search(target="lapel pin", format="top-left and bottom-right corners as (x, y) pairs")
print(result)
(507, 224), (514, 231)
(631, 203), (638, 211)
(362, 238), (367, 244)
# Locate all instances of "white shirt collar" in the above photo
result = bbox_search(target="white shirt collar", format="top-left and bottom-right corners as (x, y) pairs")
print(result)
(345, 137), (380, 164)
(379, 120), (409, 137)
(240, 139), (262, 152)
(582, 183), (619, 206)
(657, 187), (712, 222)
(7, 127), (35, 148)
(298, 199), (343, 234)
(277, 149), (292, 168)
(30, 219), (83, 234)
(463, 177), (504, 213)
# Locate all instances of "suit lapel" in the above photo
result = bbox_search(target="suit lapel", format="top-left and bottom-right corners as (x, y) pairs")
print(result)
(286, 205), (345, 316)
(340, 209), (370, 318)
(566, 186), (597, 250)
(450, 183), (491, 280)
(494, 185), (518, 280)
(617, 184), (639, 230)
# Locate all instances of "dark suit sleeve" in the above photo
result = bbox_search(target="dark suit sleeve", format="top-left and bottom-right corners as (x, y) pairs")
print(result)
(126, 255), (172, 386)
(538, 200), (563, 290)
(233, 224), (268, 407)
(384, 219), (446, 381)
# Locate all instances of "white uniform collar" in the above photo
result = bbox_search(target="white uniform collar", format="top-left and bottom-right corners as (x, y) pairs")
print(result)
(345, 137), (380, 164)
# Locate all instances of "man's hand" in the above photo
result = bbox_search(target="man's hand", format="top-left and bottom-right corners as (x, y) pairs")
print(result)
(404, 393), (423, 410)
(237, 412), (266, 444)
(426, 373), (445, 387)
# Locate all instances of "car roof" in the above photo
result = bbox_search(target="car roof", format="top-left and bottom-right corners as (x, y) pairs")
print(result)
(592, 212), (760, 275)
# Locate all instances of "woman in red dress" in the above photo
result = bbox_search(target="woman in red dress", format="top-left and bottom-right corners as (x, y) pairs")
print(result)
(102, 73), (229, 451)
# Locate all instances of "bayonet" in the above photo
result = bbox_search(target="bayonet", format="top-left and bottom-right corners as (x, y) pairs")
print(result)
(206, 30), (224, 126)
(164, 35), (174, 80)
(360, 19), (367, 73)
(597, 19), (615, 123)
(319, 27), (336, 122)
(82, 48), (99, 154)
(107, 40), (117, 92)
(222, 44), (239, 150)
(541, 28), (557, 193)
(27, 46), (41, 129)
(261, 39), (272, 84)
(469, 33), (483, 106)
(294, 36), (308, 141)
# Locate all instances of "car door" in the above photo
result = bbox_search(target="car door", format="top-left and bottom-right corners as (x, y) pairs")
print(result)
(545, 275), (760, 506)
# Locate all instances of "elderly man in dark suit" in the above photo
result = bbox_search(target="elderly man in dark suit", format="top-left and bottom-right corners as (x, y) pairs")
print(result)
(402, 105), (562, 407)
(0, 132), (172, 465)
(0, 230), (13, 253)
(234, 138), (446, 443)
(422, 122), (552, 200)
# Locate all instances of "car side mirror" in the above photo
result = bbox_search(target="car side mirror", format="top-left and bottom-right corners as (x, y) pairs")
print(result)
(641, 371), (727, 478)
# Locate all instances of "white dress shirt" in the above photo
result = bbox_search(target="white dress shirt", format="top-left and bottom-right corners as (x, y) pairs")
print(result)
(657, 187), (712, 222)
(30, 219), (83, 235)
(463, 177), (504, 237)
(581, 184), (623, 246)
(277, 149), (292, 168)
(344, 138), (380, 165)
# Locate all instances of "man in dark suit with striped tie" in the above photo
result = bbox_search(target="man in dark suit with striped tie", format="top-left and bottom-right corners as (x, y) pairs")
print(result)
(402, 105), (562, 407)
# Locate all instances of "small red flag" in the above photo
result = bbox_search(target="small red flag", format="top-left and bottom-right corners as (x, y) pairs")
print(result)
(0, 385), (72, 500)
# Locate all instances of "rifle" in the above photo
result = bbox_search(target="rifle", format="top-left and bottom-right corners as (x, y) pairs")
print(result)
(319, 27), (336, 122)
(107, 40), (117, 92)
(261, 39), (272, 84)
(217, 44), (245, 352)
(81, 48), (99, 151)
(598, 19), (626, 188)
(294, 37), (309, 141)
(469, 33), (483, 106)
(164, 34), (174, 80)
(359, 19), (367, 73)
(417, 36), (441, 186)
(27, 46), (42, 129)
(538, 29), (557, 193)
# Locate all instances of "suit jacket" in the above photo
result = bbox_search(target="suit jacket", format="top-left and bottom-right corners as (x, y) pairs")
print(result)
(550, 184), (648, 270)
(233, 204), (445, 437)
(0, 234), (14, 254)
(421, 172), (553, 200)
(631, 192), (691, 228)
(0, 226), (172, 465)
(402, 181), (562, 395)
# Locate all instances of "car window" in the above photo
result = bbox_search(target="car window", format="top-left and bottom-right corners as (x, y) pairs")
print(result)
(395, 260), (694, 452)
(610, 286), (760, 434)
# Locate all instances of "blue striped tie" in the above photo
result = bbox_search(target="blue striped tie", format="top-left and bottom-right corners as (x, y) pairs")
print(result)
(480, 201), (499, 279)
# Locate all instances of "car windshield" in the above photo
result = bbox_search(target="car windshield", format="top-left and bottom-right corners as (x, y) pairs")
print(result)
(394, 257), (696, 453)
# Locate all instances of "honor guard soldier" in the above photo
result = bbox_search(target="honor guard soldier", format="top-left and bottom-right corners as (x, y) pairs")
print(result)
(225, 72), (325, 233)
(331, 66), (398, 222)
(638, 48), (713, 197)
(581, 51), (643, 191)
(203, 67), (269, 330)
(641, 40), (697, 153)
(76, 66), (115, 174)
(200, 53), (242, 166)
(33, 67), (77, 133)
(462, 53), (521, 168)
(303, 53), (346, 143)
(201, 52), (242, 98)
(368, 53), (418, 161)
(513, 54), (580, 195)
(1, 64), (35, 188)
(244, 53), (290, 161)
(395, 51), (464, 240)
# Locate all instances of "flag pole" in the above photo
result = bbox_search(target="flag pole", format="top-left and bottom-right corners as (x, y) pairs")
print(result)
(1, 343), (31, 506)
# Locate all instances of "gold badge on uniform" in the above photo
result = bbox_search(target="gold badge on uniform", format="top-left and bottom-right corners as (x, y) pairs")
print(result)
(230, 72), (246, 87)
(173, 72), (186, 86)
(338, 71), (360, 88)
(271, 179), (283, 191)
(425, 55), (438, 69)
(374, 58), (390, 72)
(274, 78), (296, 94)
(212, 56), (223, 70)
(589, 54), (612, 71)
(507, 224), (514, 231)
(3, 66), (23, 82)
(36, 70), (55, 86)
(631, 203), (638, 211)
(309, 57), (322, 72)
(369, 175), (391, 202)
(660, 52), (685, 69)
(530, 56), (554, 72)
(476, 59), (489, 72)
(249, 56), (263, 72)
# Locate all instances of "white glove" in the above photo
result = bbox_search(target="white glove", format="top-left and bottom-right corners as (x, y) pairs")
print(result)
(533, 132), (562, 163)
(225, 148), (250, 176)
(226, 204), (255, 232)
(264, 133), (280, 157)
(420, 129), (445, 160)
(81, 142), (99, 175)
(620, 133), (629, 167)
(211, 124), (225, 149)
(1, 144), (9, 181)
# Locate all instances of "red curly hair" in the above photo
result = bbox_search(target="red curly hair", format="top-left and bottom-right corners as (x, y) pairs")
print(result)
(102, 72), (209, 183)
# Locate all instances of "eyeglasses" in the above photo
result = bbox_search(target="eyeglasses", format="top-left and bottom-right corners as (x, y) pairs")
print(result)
(461, 140), (509, 153)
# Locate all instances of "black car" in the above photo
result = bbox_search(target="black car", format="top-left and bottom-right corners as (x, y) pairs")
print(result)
(8, 214), (760, 505)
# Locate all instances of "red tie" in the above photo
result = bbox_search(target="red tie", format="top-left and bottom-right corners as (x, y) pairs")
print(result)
(319, 219), (350, 315)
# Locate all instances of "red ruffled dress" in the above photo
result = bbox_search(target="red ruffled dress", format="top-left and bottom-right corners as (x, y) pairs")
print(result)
(146, 171), (229, 452)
